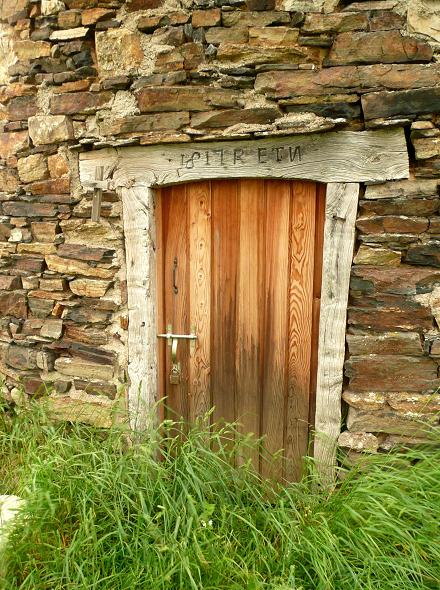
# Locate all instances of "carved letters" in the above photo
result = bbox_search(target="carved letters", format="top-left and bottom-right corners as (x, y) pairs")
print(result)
(179, 144), (302, 169)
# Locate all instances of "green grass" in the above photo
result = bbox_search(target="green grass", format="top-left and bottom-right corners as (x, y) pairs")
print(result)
(1, 402), (440, 590)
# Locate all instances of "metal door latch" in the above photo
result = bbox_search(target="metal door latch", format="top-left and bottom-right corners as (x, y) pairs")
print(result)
(157, 328), (197, 385)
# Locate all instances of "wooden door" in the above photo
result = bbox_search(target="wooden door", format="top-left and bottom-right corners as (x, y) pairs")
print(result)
(156, 179), (325, 480)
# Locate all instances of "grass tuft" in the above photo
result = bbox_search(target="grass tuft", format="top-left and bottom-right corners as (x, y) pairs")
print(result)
(1, 402), (440, 590)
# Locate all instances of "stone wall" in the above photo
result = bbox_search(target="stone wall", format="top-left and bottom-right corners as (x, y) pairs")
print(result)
(0, 0), (439, 449)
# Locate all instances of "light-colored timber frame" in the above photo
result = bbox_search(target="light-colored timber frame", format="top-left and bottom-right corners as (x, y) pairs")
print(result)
(79, 128), (409, 479)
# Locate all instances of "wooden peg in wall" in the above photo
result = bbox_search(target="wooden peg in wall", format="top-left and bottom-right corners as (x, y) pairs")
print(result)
(91, 166), (104, 222)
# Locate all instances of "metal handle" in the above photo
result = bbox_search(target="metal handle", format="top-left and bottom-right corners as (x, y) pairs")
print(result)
(173, 257), (178, 294)
(157, 332), (197, 340)
(157, 331), (198, 364)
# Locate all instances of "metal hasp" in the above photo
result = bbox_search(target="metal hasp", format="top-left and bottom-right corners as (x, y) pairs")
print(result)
(157, 330), (197, 385)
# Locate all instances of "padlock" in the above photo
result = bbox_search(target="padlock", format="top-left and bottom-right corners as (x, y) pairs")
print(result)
(169, 362), (181, 385)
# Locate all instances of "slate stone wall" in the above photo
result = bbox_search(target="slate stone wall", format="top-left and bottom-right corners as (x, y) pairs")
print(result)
(0, 0), (439, 451)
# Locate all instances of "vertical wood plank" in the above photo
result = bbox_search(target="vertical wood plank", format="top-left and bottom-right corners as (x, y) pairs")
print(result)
(314, 182), (359, 483)
(261, 179), (290, 481)
(211, 179), (240, 427)
(284, 180), (316, 481)
(235, 179), (264, 469)
(309, 183), (326, 435)
(162, 184), (190, 422)
(121, 185), (157, 431)
(155, 188), (166, 424)
(189, 181), (212, 421)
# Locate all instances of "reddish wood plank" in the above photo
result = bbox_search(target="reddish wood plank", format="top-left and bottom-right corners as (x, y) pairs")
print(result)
(161, 184), (190, 422)
(188, 181), (212, 422)
(260, 179), (290, 481)
(211, 179), (240, 427)
(284, 180), (316, 481)
(235, 179), (264, 469)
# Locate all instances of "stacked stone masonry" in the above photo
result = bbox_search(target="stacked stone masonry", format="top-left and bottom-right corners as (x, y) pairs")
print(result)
(0, 0), (439, 451)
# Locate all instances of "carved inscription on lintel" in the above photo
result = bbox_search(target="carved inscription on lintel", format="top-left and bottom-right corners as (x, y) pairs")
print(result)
(179, 144), (302, 169)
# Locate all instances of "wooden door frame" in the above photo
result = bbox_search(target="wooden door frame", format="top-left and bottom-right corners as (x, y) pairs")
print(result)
(79, 129), (409, 480)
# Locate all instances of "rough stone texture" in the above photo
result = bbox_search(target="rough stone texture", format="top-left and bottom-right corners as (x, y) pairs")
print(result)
(28, 115), (74, 145)
(95, 29), (145, 78)
(338, 431), (379, 452)
(326, 31), (432, 66)
(346, 333), (424, 356)
(136, 86), (240, 113)
(345, 356), (438, 392)
(362, 87), (440, 120)
(408, 0), (440, 43)
(17, 154), (48, 183)
(256, 64), (440, 98)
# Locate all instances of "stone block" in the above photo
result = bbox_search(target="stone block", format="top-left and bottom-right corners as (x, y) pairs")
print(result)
(347, 407), (438, 435)
(353, 245), (401, 266)
(345, 355), (438, 392)
(405, 242), (440, 267)
(413, 138), (440, 160)
(55, 356), (114, 380)
(0, 276), (21, 290)
(28, 115), (74, 145)
(81, 8), (114, 25)
(222, 11), (290, 27)
(351, 265), (440, 296)
(100, 112), (189, 136)
(326, 31), (432, 66)
(302, 12), (369, 33)
(58, 9), (81, 28)
(28, 177), (70, 195)
(248, 26), (299, 46)
(61, 306), (110, 324)
(13, 40), (51, 61)
(64, 324), (108, 345)
(359, 197), (439, 217)
(192, 9), (221, 28)
(356, 216), (428, 235)
(342, 390), (386, 411)
(0, 131), (28, 159)
(364, 179), (439, 200)
(95, 29), (145, 78)
(136, 86), (239, 113)
(0, 169), (19, 193)
(5, 345), (37, 370)
(191, 107), (279, 129)
(45, 255), (114, 279)
(28, 298), (53, 318)
(7, 95), (37, 121)
(69, 278), (112, 297)
(14, 257), (46, 274)
(205, 27), (249, 45)
(338, 431), (379, 452)
(408, 0), (440, 43)
(31, 222), (59, 242)
(126, 0), (164, 10)
(3, 202), (57, 217)
(255, 63), (440, 98)
(40, 318), (63, 339)
(43, 394), (120, 428)
(47, 153), (69, 178)
(362, 87), (440, 120)
(349, 303), (433, 332)
(50, 91), (113, 115)
(216, 42), (321, 66)
(17, 243), (56, 256)
(49, 27), (89, 41)
(346, 332), (423, 356)
(17, 154), (48, 183)
(57, 244), (114, 262)
(0, 0), (28, 21)
(387, 392), (440, 414)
